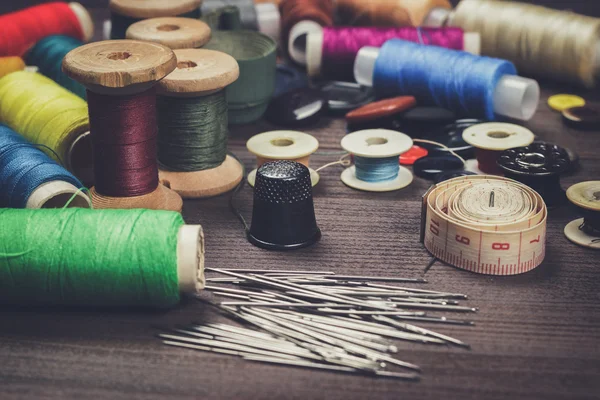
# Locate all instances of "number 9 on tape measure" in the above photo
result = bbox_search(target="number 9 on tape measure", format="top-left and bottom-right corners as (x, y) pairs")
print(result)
(420, 175), (547, 275)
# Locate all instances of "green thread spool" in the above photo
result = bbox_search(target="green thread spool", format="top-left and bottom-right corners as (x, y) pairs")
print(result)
(203, 30), (277, 124)
(158, 91), (228, 171)
(0, 71), (93, 186)
(109, 0), (202, 40)
(24, 35), (87, 99)
(157, 48), (244, 198)
(0, 208), (205, 308)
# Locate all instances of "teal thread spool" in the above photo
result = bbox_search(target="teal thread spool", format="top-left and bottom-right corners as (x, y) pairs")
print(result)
(109, 0), (202, 40)
(203, 30), (277, 124)
(201, 5), (243, 31)
(0, 209), (205, 308)
(24, 35), (87, 99)
(157, 49), (244, 198)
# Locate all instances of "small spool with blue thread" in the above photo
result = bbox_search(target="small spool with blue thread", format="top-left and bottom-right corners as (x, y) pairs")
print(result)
(0, 124), (90, 209)
(340, 129), (413, 192)
(354, 40), (540, 121)
(246, 130), (320, 187)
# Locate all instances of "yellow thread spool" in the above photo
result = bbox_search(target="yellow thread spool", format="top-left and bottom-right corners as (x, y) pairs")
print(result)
(0, 71), (92, 185)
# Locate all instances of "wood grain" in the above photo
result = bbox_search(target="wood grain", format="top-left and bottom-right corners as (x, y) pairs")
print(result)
(125, 17), (211, 49)
(1, 2), (600, 400)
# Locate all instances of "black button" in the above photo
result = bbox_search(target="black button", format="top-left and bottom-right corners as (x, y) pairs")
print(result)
(320, 81), (375, 114)
(413, 156), (464, 181)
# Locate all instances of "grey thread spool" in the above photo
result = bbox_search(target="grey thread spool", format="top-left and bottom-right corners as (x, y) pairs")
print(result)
(157, 48), (244, 198)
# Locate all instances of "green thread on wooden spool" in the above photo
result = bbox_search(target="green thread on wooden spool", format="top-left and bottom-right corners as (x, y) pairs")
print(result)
(157, 90), (228, 172)
(0, 208), (187, 308)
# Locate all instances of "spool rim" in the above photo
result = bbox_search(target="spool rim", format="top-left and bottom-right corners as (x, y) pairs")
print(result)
(306, 29), (324, 77)
(566, 181), (600, 211)
(341, 129), (413, 158)
(288, 20), (323, 65)
(26, 181), (91, 209)
(125, 17), (211, 49)
(341, 165), (413, 192)
(177, 224), (205, 293)
(159, 155), (244, 199)
(90, 184), (183, 212)
(62, 40), (177, 90)
(462, 122), (535, 151)
(247, 130), (319, 160)
(157, 49), (240, 96)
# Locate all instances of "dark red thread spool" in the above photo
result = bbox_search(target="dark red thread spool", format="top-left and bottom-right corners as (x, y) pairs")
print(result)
(63, 40), (183, 211)
(87, 88), (159, 197)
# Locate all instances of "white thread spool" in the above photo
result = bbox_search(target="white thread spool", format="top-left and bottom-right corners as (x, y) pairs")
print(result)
(246, 130), (320, 187)
(340, 129), (413, 192)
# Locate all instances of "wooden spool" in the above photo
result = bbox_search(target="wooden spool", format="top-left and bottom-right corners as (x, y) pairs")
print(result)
(109, 0), (202, 19)
(126, 17), (211, 49)
(63, 40), (183, 211)
(157, 48), (243, 198)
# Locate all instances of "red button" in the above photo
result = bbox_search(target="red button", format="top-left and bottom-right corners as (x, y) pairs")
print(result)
(400, 145), (428, 165)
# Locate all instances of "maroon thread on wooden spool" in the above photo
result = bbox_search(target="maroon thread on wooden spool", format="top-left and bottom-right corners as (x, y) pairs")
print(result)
(87, 88), (159, 197)
(462, 122), (535, 176)
(62, 40), (183, 211)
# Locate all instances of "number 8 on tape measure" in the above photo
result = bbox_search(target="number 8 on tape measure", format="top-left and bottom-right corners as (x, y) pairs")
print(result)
(421, 175), (547, 275)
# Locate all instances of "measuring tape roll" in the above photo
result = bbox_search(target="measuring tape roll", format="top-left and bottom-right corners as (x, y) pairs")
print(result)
(421, 175), (547, 275)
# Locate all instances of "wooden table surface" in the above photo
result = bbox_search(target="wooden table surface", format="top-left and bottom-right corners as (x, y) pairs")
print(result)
(1, 1), (600, 400)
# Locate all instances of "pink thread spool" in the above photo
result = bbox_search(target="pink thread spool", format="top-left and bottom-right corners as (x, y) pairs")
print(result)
(306, 26), (480, 81)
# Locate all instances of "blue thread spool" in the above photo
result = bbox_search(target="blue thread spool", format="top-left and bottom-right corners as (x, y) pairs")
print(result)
(354, 40), (540, 121)
(0, 124), (90, 208)
(340, 129), (413, 192)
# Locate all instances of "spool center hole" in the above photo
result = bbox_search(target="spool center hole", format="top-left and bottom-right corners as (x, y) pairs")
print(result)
(271, 138), (294, 147)
(177, 61), (198, 69)
(517, 152), (546, 167)
(107, 52), (131, 60)
(157, 24), (180, 31)
(487, 131), (511, 139)
(593, 191), (600, 201)
(366, 137), (388, 146)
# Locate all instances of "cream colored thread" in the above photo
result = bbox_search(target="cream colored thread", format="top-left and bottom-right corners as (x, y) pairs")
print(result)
(450, 0), (600, 88)
(412, 139), (466, 166)
(315, 154), (351, 172)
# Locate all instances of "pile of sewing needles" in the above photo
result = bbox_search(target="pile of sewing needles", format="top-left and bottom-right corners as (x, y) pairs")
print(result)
(159, 268), (477, 381)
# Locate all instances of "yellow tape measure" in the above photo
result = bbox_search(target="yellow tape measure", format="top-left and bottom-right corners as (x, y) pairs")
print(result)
(421, 176), (547, 275)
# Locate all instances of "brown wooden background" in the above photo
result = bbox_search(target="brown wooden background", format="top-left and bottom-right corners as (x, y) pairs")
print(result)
(1, 1), (600, 399)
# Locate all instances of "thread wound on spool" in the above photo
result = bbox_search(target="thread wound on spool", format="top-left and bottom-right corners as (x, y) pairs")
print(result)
(422, 175), (547, 275)
(0, 2), (85, 56)
(158, 91), (228, 172)
(0, 71), (89, 169)
(450, 0), (600, 88)
(25, 36), (87, 99)
(318, 27), (465, 80)
(87, 88), (159, 197)
(372, 39), (516, 120)
(0, 209), (192, 308)
(0, 124), (84, 208)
